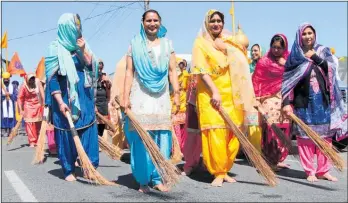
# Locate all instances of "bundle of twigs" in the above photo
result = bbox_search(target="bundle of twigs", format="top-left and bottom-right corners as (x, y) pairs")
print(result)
(115, 97), (180, 187)
(65, 111), (115, 185)
(289, 113), (345, 171)
(32, 111), (48, 164)
(98, 136), (124, 160)
(254, 105), (292, 152)
(219, 107), (278, 186)
(95, 111), (124, 160)
(170, 126), (183, 164)
(7, 116), (23, 145)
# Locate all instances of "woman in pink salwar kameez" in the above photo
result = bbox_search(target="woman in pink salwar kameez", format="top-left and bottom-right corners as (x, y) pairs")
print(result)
(18, 74), (44, 147)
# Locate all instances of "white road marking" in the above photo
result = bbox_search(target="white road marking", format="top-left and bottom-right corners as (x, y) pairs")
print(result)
(4, 170), (38, 202)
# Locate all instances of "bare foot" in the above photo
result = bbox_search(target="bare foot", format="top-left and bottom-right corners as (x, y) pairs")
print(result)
(318, 173), (338, 182)
(307, 175), (318, 182)
(211, 177), (223, 187)
(153, 184), (169, 192)
(277, 162), (290, 169)
(139, 185), (150, 193)
(65, 174), (77, 182)
(224, 175), (237, 183)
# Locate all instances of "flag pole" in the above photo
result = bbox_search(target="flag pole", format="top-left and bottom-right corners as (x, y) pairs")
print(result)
(230, 0), (235, 36)
(5, 48), (9, 71)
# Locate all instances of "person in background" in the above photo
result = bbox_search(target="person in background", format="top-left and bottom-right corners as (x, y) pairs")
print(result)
(1, 72), (17, 137)
(252, 34), (291, 170)
(171, 60), (190, 153)
(18, 73), (44, 147)
(249, 44), (264, 74)
(95, 59), (112, 150)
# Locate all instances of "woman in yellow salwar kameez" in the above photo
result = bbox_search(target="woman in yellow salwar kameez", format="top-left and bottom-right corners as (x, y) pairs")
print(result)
(192, 9), (257, 187)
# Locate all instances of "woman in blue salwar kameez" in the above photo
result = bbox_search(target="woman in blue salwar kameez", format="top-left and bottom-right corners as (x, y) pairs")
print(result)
(45, 13), (99, 182)
(123, 9), (180, 193)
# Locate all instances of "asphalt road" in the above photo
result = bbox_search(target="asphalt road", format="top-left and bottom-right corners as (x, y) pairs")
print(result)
(1, 134), (347, 202)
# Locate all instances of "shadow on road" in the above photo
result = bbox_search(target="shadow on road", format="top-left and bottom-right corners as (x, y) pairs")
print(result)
(115, 173), (185, 200)
(278, 176), (338, 191)
(48, 168), (84, 180)
(98, 165), (122, 168)
(116, 173), (139, 190)
(237, 180), (268, 186)
(120, 152), (130, 164)
(6, 144), (29, 151)
(276, 167), (307, 179)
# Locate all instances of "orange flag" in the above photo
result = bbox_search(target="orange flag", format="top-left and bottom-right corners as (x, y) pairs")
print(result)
(1, 31), (8, 48)
(7, 52), (26, 77)
(36, 57), (45, 82)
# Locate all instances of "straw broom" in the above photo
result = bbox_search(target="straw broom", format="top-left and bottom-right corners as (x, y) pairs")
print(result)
(32, 111), (48, 164)
(170, 126), (183, 164)
(7, 116), (23, 145)
(254, 105), (292, 152)
(95, 111), (124, 160)
(288, 113), (345, 171)
(98, 136), (124, 160)
(65, 111), (115, 185)
(115, 97), (180, 187)
(219, 107), (278, 186)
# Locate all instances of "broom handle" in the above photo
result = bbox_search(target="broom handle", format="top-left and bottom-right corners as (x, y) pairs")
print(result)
(96, 111), (117, 132)
(254, 105), (272, 125)
(65, 111), (75, 128)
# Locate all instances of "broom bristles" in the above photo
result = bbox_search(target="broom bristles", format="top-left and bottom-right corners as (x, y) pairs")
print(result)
(219, 107), (278, 187)
(255, 105), (292, 152)
(289, 113), (345, 171)
(98, 136), (124, 160)
(115, 96), (180, 187)
(270, 123), (292, 152)
(65, 111), (115, 185)
(32, 120), (48, 164)
(170, 126), (183, 164)
(7, 116), (23, 145)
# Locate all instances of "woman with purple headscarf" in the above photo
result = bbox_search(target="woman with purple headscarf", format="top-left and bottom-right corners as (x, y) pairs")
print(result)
(282, 23), (347, 182)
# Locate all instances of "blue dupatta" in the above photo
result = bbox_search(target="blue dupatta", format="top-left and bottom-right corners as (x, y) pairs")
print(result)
(130, 24), (171, 93)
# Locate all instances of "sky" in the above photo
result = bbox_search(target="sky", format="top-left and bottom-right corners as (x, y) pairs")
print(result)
(1, 1), (347, 83)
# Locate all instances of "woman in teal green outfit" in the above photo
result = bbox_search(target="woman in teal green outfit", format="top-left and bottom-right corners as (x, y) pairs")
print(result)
(249, 44), (264, 74)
